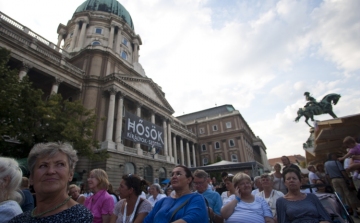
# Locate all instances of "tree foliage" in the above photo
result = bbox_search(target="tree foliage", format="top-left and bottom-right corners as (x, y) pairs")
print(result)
(0, 48), (107, 160)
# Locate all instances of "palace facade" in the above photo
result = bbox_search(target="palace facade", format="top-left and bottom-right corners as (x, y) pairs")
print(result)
(0, 0), (270, 186)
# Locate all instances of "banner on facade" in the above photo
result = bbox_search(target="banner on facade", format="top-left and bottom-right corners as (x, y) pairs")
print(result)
(122, 111), (164, 149)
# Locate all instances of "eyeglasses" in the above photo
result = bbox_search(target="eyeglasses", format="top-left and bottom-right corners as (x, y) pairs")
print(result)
(193, 180), (207, 186)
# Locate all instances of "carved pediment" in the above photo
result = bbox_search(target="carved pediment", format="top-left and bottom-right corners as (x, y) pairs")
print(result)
(105, 74), (174, 113)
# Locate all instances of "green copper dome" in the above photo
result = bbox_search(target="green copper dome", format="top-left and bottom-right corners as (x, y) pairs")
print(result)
(75, 0), (134, 30)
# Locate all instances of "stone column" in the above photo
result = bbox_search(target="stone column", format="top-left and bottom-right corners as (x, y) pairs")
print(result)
(186, 141), (190, 167)
(133, 43), (139, 62)
(69, 22), (80, 51)
(173, 135), (178, 164)
(115, 94), (124, 150)
(51, 78), (62, 94)
(18, 65), (29, 81)
(108, 25), (115, 50)
(135, 103), (141, 151)
(192, 144), (197, 167)
(180, 138), (184, 165)
(151, 112), (155, 123)
(101, 88), (116, 150)
(116, 29), (123, 54)
(167, 122), (172, 161)
(77, 21), (88, 50)
(162, 119), (168, 157)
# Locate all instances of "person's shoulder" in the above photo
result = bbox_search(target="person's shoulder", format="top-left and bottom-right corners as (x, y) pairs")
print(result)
(140, 198), (152, 208)
(8, 211), (31, 223)
(274, 190), (284, 196)
(305, 193), (318, 200)
(159, 194), (167, 199)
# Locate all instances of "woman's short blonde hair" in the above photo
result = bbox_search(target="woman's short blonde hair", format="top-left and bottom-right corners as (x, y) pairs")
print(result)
(28, 142), (78, 174)
(0, 157), (23, 203)
(68, 184), (80, 192)
(232, 172), (251, 187)
(90, 169), (109, 190)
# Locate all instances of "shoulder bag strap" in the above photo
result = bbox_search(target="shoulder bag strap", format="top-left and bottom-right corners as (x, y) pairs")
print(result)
(204, 198), (214, 223)
(169, 198), (190, 223)
(134, 198), (144, 220)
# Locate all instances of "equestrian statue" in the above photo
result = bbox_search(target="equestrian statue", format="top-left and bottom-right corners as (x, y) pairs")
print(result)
(295, 92), (341, 127)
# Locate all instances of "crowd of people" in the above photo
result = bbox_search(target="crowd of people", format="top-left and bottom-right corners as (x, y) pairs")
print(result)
(1, 136), (360, 222)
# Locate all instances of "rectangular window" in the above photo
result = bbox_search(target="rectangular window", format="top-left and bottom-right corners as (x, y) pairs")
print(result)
(199, 128), (204, 134)
(213, 125), (218, 131)
(231, 154), (238, 162)
(122, 38), (128, 46)
(203, 158), (208, 165)
(229, 139), (235, 147)
(226, 122), (232, 128)
(201, 144), (206, 151)
(95, 28), (102, 34)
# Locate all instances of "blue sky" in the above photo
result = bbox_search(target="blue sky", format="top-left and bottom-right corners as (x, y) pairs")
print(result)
(1, 0), (359, 159)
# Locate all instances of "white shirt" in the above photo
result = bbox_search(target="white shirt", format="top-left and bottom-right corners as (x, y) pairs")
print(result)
(308, 171), (319, 192)
(140, 191), (147, 199)
(147, 193), (166, 207)
(308, 171), (320, 184)
(256, 189), (284, 217)
(251, 188), (260, 196)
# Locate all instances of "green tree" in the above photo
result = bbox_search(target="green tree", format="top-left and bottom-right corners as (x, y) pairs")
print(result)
(0, 48), (106, 160)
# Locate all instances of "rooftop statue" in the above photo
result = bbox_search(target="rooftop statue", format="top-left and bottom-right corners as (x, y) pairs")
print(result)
(295, 92), (341, 127)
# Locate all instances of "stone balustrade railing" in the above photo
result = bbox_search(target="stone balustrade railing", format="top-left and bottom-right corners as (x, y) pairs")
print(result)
(0, 11), (85, 78)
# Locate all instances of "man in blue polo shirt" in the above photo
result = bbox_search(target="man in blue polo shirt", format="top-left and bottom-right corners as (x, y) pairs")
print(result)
(193, 169), (223, 223)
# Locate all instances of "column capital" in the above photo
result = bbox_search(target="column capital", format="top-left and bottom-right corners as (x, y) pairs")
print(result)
(53, 77), (63, 85)
(136, 102), (143, 108)
(104, 86), (118, 95)
(20, 63), (31, 72)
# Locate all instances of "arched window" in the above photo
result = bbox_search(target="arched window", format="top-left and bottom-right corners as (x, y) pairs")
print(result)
(121, 51), (127, 60)
(158, 167), (166, 184)
(229, 139), (235, 147)
(143, 165), (153, 183)
(124, 162), (135, 174)
(231, 154), (238, 162)
(215, 142), (220, 149)
(203, 158), (208, 165)
(92, 41), (101, 46)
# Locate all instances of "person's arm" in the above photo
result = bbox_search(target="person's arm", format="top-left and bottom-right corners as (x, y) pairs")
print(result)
(310, 194), (332, 223)
(207, 207), (224, 223)
(338, 151), (351, 161)
(276, 198), (290, 223)
(220, 198), (238, 219)
(265, 216), (275, 223)
(102, 214), (111, 223)
(101, 195), (115, 223)
(78, 196), (86, 205)
(109, 214), (117, 223)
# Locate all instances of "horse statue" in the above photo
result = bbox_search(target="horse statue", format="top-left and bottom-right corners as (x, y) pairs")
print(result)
(295, 93), (341, 127)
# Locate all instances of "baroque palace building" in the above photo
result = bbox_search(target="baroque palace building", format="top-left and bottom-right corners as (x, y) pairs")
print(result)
(0, 0), (270, 186)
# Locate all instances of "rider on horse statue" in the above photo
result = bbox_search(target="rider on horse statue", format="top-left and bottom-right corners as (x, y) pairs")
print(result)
(304, 92), (319, 116)
(295, 92), (341, 127)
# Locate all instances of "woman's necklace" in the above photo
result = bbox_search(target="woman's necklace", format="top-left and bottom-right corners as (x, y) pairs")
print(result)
(31, 196), (71, 218)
